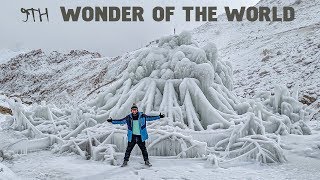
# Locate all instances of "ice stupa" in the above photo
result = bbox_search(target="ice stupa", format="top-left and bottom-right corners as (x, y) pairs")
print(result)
(2, 32), (313, 165)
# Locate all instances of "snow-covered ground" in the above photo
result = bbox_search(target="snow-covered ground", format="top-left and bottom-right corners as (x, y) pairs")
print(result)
(0, 162), (18, 180)
(1, 120), (320, 180)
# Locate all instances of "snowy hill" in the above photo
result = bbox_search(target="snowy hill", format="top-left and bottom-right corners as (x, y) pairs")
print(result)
(0, 49), (136, 107)
(0, 48), (30, 65)
(192, 0), (320, 111)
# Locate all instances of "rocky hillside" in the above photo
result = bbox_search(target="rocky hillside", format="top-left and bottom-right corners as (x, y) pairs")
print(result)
(192, 0), (320, 111)
(0, 49), (135, 107)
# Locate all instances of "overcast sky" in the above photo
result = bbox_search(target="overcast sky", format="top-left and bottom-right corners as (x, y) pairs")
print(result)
(1, 0), (259, 57)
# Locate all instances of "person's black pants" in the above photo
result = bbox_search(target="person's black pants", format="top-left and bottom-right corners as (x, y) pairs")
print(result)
(124, 135), (149, 161)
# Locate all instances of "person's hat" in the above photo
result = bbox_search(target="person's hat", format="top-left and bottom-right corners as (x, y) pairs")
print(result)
(131, 103), (138, 110)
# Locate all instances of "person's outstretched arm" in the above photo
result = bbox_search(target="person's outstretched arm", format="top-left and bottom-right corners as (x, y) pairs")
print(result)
(143, 113), (165, 121)
(107, 115), (129, 124)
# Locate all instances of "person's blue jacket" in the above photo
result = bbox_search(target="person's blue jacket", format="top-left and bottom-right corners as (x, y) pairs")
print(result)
(111, 112), (160, 142)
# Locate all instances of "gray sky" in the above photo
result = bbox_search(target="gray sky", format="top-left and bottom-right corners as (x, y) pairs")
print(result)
(1, 0), (259, 57)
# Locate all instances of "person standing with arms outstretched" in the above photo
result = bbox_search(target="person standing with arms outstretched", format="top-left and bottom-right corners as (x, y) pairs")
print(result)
(107, 103), (165, 167)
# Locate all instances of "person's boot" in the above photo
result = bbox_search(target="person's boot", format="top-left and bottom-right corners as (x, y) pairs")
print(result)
(121, 160), (128, 167)
(145, 160), (152, 167)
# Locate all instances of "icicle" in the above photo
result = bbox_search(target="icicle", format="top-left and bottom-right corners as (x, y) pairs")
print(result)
(63, 122), (87, 140)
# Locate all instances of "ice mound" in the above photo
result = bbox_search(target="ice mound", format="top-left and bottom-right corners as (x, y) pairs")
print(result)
(88, 31), (234, 130)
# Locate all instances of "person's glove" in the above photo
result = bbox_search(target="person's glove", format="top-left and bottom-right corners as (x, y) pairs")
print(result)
(159, 113), (165, 118)
(107, 118), (113, 122)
